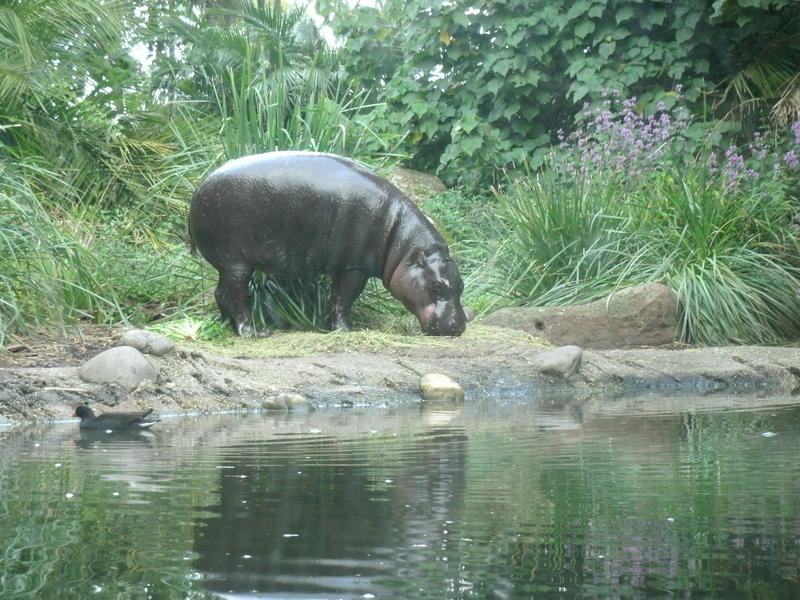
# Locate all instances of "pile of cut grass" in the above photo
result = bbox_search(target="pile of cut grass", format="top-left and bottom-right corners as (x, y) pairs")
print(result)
(167, 322), (544, 359)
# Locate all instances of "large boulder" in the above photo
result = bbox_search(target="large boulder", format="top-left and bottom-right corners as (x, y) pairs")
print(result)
(78, 346), (158, 392)
(483, 283), (680, 349)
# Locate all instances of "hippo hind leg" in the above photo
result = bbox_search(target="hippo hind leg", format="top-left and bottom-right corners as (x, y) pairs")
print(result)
(329, 270), (368, 331)
(214, 266), (267, 337)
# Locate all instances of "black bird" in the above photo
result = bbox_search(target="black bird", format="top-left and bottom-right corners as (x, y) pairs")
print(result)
(72, 405), (159, 431)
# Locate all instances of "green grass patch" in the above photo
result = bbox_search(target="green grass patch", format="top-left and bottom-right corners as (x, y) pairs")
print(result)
(152, 318), (544, 358)
(489, 159), (800, 346)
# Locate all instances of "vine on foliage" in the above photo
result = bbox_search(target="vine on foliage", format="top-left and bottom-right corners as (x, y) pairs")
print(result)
(318, 0), (800, 185)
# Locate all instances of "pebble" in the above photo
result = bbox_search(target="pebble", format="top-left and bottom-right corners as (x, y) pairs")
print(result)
(116, 329), (175, 356)
(531, 345), (583, 378)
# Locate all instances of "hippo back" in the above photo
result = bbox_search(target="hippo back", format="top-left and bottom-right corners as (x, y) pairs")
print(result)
(188, 152), (443, 279)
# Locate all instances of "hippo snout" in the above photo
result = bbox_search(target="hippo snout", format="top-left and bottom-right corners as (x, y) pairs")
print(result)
(420, 302), (467, 336)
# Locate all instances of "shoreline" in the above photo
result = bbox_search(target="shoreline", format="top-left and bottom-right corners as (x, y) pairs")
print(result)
(2, 325), (800, 425)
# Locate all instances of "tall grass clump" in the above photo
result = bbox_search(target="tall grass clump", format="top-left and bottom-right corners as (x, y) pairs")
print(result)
(0, 130), (214, 344)
(493, 90), (800, 345)
(0, 163), (124, 343)
(495, 170), (640, 307)
(639, 168), (800, 344)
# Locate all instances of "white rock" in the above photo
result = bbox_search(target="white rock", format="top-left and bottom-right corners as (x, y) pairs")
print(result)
(419, 373), (464, 402)
(262, 392), (313, 412)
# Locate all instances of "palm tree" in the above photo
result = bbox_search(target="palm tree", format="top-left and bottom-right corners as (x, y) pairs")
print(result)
(714, 2), (800, 127)
(146, 0), (337, 107)
(0, 0), (175, 210)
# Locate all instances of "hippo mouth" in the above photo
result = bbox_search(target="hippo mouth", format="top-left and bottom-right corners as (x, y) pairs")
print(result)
(418, 303), (467, 336)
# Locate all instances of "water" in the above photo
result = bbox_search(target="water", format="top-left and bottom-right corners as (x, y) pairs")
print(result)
(1, 396), (800, 599)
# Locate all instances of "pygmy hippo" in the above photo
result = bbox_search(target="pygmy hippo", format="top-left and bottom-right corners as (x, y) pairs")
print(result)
(188, 151), (468, 336)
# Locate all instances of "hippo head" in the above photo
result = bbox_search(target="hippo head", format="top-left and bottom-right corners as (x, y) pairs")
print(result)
(388, 249), (468, 336)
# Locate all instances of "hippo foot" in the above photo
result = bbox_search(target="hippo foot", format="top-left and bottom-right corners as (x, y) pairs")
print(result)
(329, 317), (354, 332)
(236, 323), (272, 337)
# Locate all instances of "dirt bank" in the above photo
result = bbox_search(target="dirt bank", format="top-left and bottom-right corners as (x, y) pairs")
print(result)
(2, 325), (799, 425)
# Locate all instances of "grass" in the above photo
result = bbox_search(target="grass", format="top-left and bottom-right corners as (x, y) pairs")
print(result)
(0, 43), (404, 344)
(3, 54), (799, 349)
(493, 169), (640, 307)
(490, 158), (800, 346)
(158, 321), (546, 358)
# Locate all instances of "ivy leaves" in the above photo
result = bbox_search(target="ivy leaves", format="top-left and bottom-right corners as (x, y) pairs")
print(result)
(322, 0), (800, 184)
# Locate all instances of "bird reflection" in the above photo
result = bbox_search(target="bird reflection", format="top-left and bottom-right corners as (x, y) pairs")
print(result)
(72, 428), (156, 450)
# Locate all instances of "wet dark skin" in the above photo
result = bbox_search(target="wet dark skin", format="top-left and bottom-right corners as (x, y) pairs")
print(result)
(188, 152), (468, 336)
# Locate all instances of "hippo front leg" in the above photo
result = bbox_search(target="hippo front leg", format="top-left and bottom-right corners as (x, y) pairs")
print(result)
(214, 267), (265, 336)
(329, 270), (368, 331)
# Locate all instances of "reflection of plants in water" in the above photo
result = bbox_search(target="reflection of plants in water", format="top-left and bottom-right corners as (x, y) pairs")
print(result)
(0, 457), (217, 600)
(2, 407), (799, 599)
(433, 410), (800, 598)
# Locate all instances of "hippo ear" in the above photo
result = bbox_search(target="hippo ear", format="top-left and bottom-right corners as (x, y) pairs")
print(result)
(413, 250), (427, 268)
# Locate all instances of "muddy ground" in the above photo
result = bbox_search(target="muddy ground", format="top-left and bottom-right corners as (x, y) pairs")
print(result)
(2, 324), (800, 425)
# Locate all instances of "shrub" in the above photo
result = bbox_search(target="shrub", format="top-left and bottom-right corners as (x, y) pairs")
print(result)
(492, 91), (800, 345)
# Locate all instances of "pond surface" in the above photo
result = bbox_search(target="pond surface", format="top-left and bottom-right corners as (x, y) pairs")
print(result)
(1, 395), (800, 599)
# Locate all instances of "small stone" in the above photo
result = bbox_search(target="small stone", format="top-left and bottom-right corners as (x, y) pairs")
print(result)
(532, 345), (583, 378)
(262, 392), (313, 412)
(419, 373), (464, 402)
(116, 329), (175, 356)
(79, 347), (157, 392)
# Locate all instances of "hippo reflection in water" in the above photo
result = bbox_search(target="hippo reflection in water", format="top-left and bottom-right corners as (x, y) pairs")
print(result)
(188, 152), (469, 336)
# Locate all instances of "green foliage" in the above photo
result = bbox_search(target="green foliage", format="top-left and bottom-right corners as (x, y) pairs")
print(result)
(0, 163), (119, 341)
(146, 0), (336, 105)
(0, 158), (210, 344)
(492, 144), (800, 345)
(149, 315), (232, 342)
(217, 63), (391, 160)
(0, 0), (403, 340)
(494, 169), (639, 307)
(0, 0), (178, 213)
(710, 0), (800, 127)
(637, 170), (800, 344)
(250, 274), (331, 332)
(3, 0), (800, 344)
(319, 0), (800, 184)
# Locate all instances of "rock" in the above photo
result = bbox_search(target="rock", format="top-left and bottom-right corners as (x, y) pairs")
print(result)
(532, 345), (582, 378)
(116, 329), (175, 356)
(419, 373), (464, 402)
(262, 392), (313, 412)
(483, 283), (680, 349)
(78, 347), (158, 392)
(387, 166), (447, 205)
